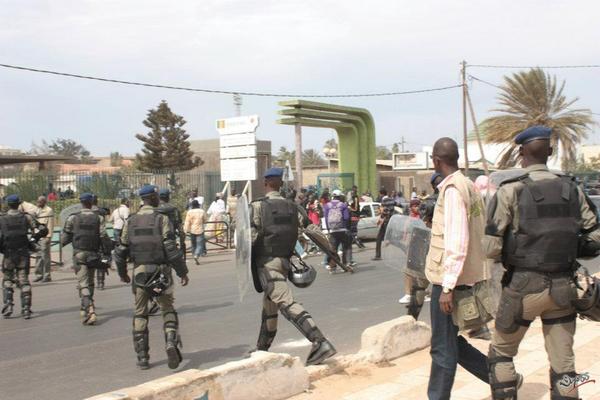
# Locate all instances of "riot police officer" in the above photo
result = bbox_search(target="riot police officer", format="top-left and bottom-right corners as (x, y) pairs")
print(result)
(61, 193), (112, 325)
(251, 167), (336, 366)
(484, 126), (600, 400)
(0, 195), (45, 319)
(91, 195), (109, 290)
(114, 185), (189, 370)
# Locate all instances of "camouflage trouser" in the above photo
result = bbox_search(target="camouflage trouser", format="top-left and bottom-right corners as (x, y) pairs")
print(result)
(489, 288), (577, 399)
(132, 266), (178, 334)
(74, 263), (96, 302)
(2, 253), (31, 294)
(255, 256), (323, 350)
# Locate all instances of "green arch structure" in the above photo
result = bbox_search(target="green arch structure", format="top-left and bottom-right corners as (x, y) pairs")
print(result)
(277, 100), (377, 192)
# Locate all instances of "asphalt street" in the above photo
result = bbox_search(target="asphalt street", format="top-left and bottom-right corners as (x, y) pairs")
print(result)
(0, 243), (420, 400)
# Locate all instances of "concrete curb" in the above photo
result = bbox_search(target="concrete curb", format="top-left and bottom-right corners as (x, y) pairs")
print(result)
(87, 317), (430, 400)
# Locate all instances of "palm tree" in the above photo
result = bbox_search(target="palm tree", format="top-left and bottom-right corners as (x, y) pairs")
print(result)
(483, 68), (593, 168)
(302, 149), (325, 166)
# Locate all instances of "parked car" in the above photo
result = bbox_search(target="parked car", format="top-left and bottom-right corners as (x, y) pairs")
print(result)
(356, 202), (403, 240)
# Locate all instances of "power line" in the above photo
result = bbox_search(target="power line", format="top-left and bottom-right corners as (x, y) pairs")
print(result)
(468, 64), (600, 69)
(0, 62), (462, 98)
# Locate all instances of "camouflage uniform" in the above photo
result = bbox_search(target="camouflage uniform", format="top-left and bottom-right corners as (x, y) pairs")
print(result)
(250, 191), (335, 365)
(91, 205), (109, 290)
(157, 199), (186, 255)
(115, 204), (188, 369)
(61, 208), (111, 325)
(1, 209), (37, 318)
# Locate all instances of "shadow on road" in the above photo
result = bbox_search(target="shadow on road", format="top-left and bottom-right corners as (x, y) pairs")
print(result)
(177, 301), (234, 315)
(150, 344), (251, 370)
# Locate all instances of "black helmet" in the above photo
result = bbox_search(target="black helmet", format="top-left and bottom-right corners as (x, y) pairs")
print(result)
(572, 269), (600, 322)
(288, 258), (317, 288)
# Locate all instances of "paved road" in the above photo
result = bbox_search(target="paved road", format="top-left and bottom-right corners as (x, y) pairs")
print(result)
(0, 243), (422, 400)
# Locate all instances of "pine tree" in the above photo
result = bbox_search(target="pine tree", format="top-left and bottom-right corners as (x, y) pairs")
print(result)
(135, 101), (202, 171)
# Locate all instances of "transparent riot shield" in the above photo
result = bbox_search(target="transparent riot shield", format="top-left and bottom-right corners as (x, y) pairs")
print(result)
(59, 203), (83, 227)
(382, 214), (430, 280)
(234, 195), (251, 303)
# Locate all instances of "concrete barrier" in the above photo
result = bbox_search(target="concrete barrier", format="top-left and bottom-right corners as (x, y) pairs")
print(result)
(86, 352), (308, 400)
(359, 315), (431, 363)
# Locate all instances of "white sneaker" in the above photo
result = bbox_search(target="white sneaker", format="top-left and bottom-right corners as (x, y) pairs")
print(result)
(398, 294), (412, 304)
(424, 295), (431, 302)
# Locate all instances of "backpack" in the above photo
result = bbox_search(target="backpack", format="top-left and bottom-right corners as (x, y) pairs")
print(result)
(327, 202), (345, 231)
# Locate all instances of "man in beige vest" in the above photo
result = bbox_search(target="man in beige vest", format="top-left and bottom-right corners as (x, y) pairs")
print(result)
(33, 196), (54, 282)
(425, 138), (489, 400)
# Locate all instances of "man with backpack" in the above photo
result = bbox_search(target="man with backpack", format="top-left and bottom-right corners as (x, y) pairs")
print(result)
(324, 190), (351, 272)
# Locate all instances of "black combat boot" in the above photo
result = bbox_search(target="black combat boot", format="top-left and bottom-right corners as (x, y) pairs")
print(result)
(21, 291), (32, 320)
(550, 369), (580, 400)
(255, 311), (277, 351)
(306, 338), (337, 366)
(165, 331), (182, 369)
(133, 330), (150, 370)
(2, 288), (14, 318)
(81, 296), (97, 325)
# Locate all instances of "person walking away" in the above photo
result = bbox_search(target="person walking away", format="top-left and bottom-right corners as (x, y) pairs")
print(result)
(61, 193), (112, 325)
(157, 189), (185, 258)
(484, 126), (600, 400)
(110, 198), (130, 244)
(91, 195), (109, 290)
(207, 193), (226, 243)
(372, 189), (396, 260)
(250, 167), (336, 365)
(1, 195), (45, 319)
(226, 189), (239, 235)
(425, 138), (490, 399)
(34, 196), (54, 283)
(184, 200), (207, 265)
(324, 190), (352, 272)
(114, 185), (189, 370)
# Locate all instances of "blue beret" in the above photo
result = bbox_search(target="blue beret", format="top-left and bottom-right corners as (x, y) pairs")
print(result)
(6, 194), (20, 204)
(79, 192), (94, 202)
(430, 172), (442, 184)
(158, 188), (170, 197)
(264, 167), (284, 178)
(139, 185), (158, 197)
(515, 126), (552, 145)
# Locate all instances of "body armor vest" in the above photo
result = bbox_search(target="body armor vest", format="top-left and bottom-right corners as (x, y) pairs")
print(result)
(255, 198), (299, 257)
(503, 175), (581, 273)
(157, 202), (179, 229)
(128, 212), (166, 265)
(0, 213), (29, 251)
(72, 212), (101, 251)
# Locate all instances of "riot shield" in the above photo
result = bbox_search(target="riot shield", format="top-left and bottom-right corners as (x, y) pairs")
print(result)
(234, 194), (252, 302)
(59, 203), (82, 227)
(382, 214), (430, 280)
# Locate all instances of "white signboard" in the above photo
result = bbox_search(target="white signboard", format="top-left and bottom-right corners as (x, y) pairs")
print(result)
(393, 152), (430, 170)
(220, 145), (257, 159)
(220, 133), (257, 147)
(216, 115), (259, 135)
(221, 158), (257, 182)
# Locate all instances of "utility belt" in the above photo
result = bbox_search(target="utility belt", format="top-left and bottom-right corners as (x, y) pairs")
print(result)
(133, 264), (172, 297)
(495, 269), (577, 334)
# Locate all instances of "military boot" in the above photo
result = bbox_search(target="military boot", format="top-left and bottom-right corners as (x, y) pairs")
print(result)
(254, 310), (277, 351)
(21, 292), (32, 320)
(81, 296), (97, 325)
(550, 369), (580, 400)
(2, 288), (14, 318)
(306, 338), (337, 366)
(281, 307), (337, 366)
(133, 330), (150, 370)
(165, 330), (183, 369)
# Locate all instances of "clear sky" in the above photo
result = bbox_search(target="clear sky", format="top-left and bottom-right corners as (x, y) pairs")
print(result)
(1, 0), (599, 157)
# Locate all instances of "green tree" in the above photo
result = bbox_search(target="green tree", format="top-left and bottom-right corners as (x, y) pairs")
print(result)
(274, 146), (296, 166)
(376, 146), (392, 160)
(110, 151), (123, 167)
(31, 138), (92, 162)
(483, 68), (594, 168)
(391, 143), (400, 153)
(135, 100), (202, 171)
(302, 149), (325, 166)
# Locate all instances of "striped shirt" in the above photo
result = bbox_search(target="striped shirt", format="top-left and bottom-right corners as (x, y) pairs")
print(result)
(438, 172), (469, 290)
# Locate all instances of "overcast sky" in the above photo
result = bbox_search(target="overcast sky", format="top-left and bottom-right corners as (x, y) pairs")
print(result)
(1, 0), (599, 157)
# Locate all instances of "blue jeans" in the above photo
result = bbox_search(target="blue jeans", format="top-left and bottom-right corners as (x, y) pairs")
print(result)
(113, 229), (122, 243)
(294, 241), (304, 256)
(190, 233), (206, 257)
(427, 284), (489, 400)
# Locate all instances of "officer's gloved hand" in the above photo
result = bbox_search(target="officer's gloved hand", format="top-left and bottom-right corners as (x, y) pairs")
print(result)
(180, 275), (189, 286)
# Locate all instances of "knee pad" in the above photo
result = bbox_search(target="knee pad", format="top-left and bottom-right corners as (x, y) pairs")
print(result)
(163, 311), (178, 332)
(488, 347), (518, 400)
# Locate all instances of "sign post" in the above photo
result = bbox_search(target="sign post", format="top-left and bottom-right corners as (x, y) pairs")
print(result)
(217, 115), (259, 201)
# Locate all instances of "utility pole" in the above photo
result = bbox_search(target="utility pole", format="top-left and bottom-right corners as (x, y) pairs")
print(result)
(461, 60), (469, 174)
(233, 93), (242, 117)
(294, 121), (303, 189)
(465, 86), (489, 176)
(401, 136), (406, 152)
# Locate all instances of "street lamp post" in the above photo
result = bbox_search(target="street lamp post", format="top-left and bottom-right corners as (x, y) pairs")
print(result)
(322, 146), (337, 188)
